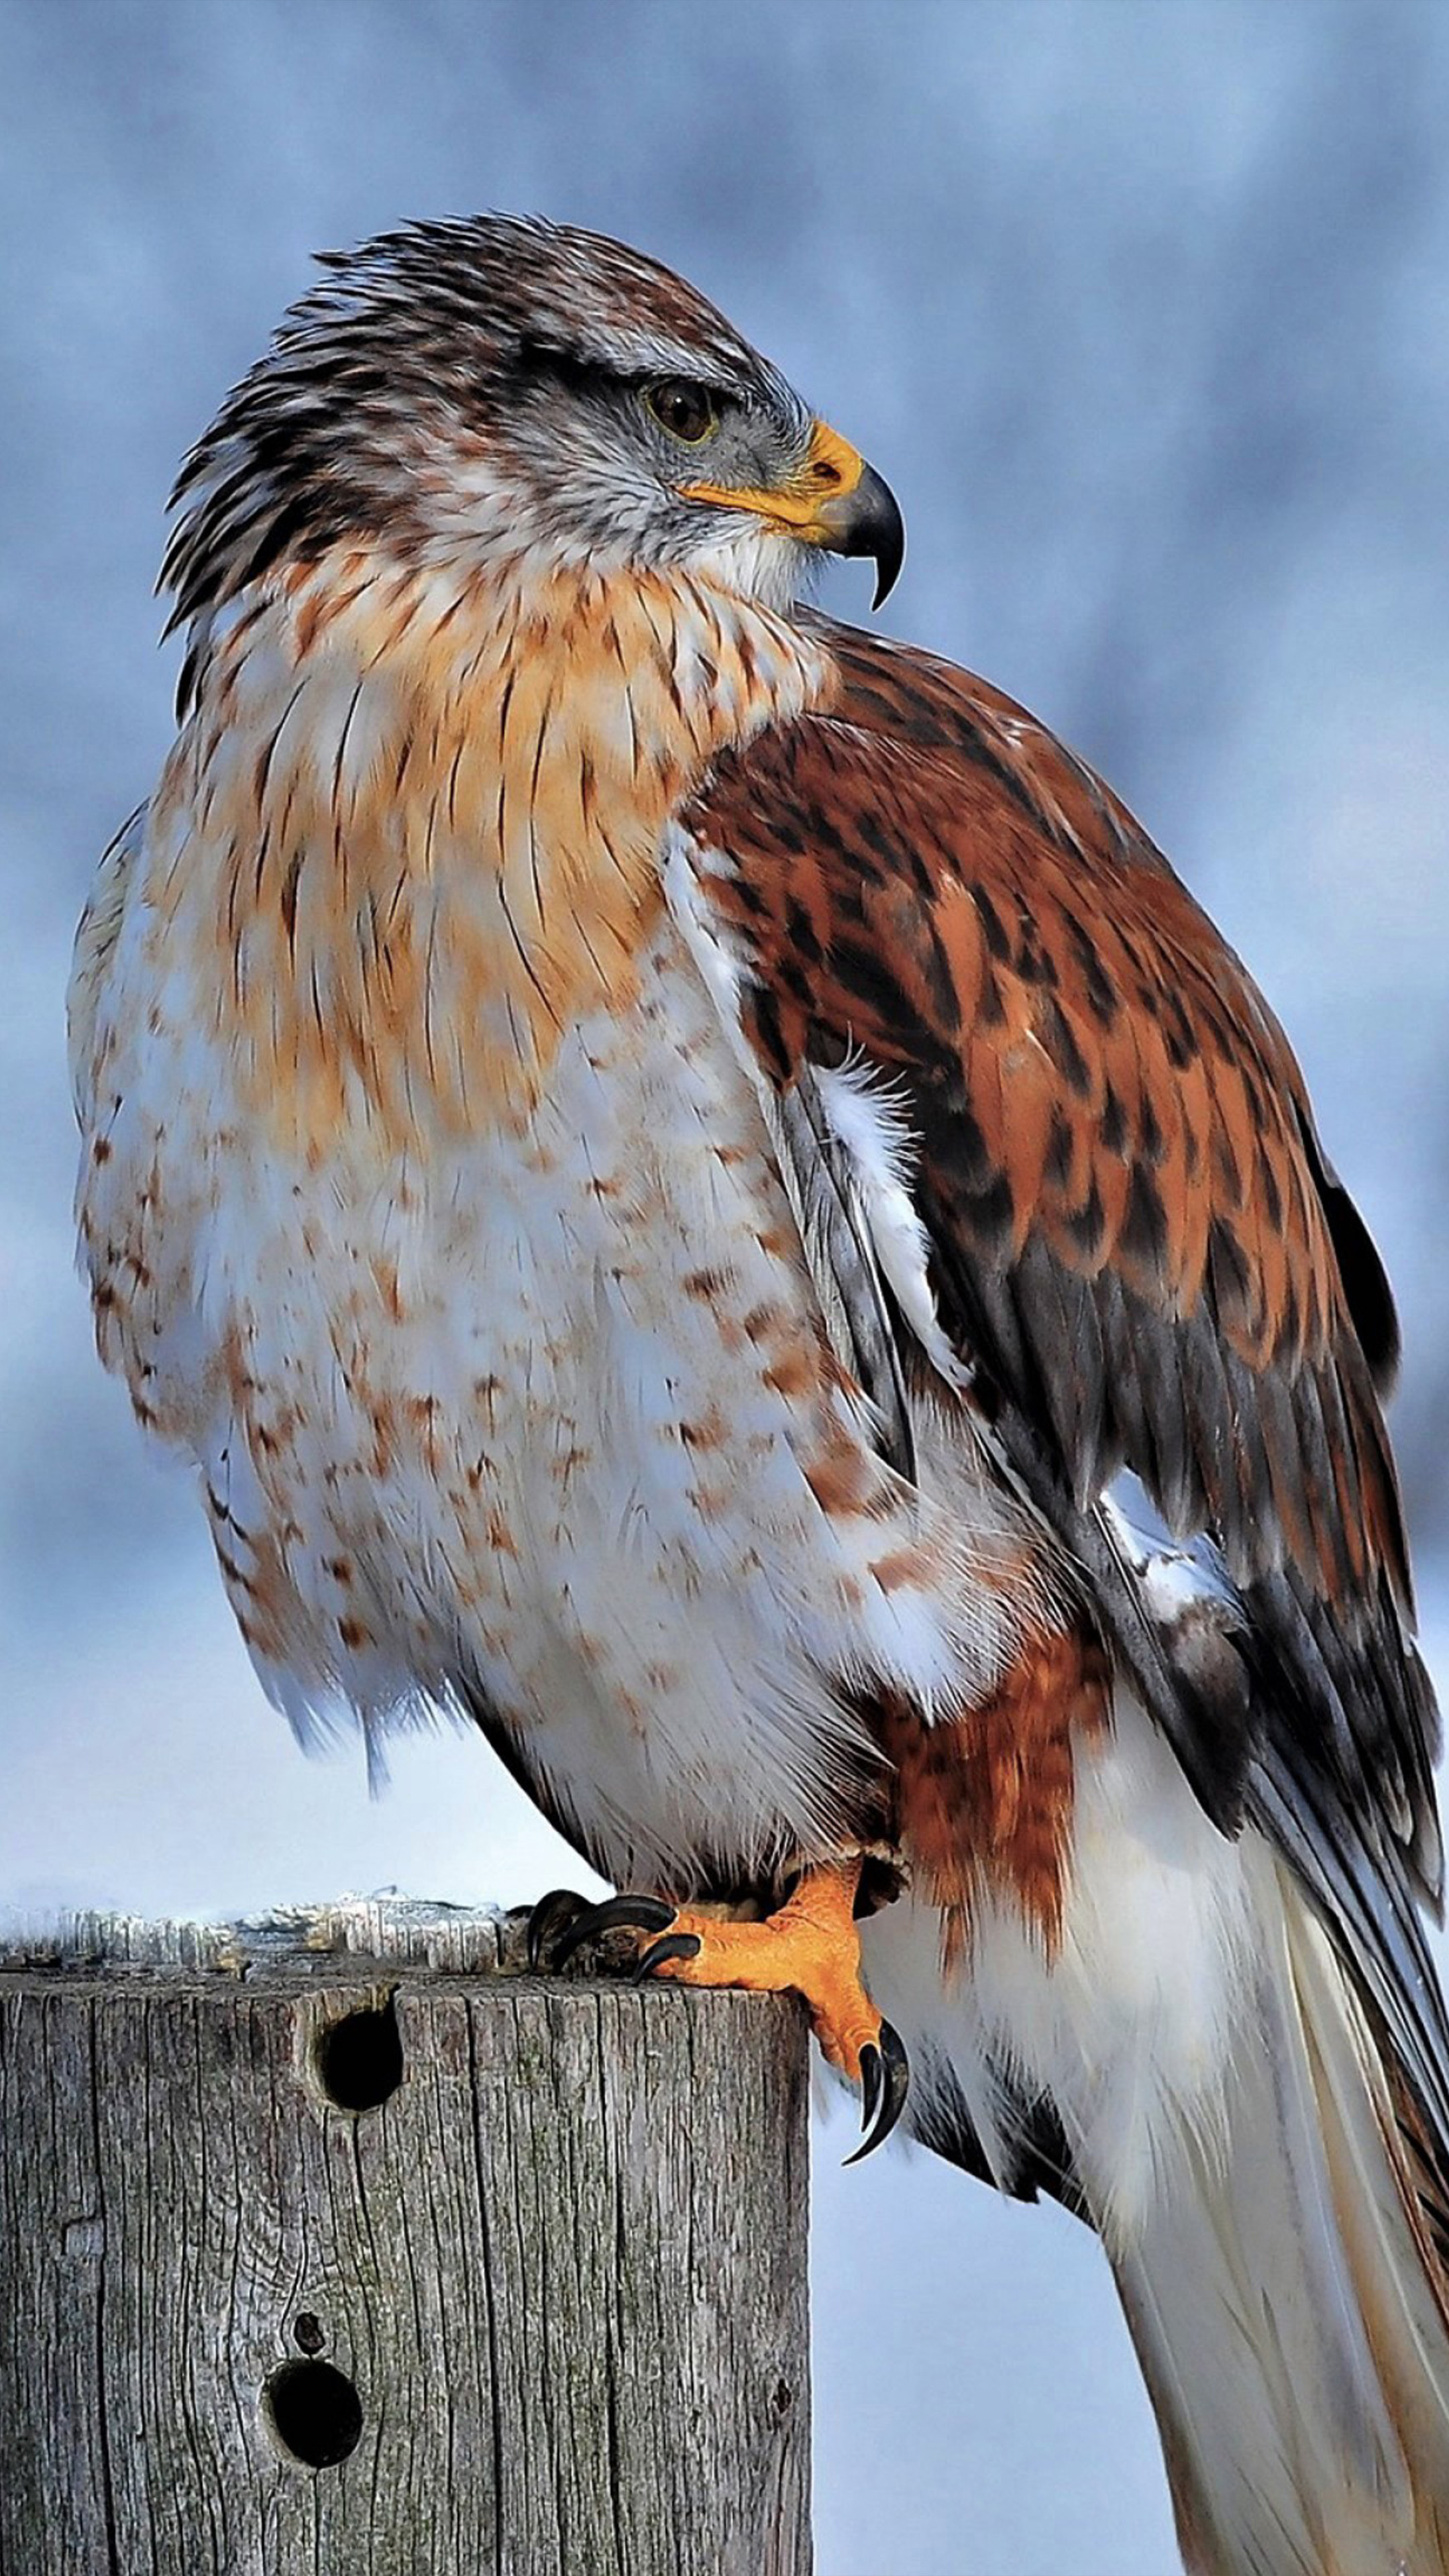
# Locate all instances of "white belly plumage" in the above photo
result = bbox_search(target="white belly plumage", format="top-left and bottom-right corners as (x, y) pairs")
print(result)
(115, 907), (1034, 1890)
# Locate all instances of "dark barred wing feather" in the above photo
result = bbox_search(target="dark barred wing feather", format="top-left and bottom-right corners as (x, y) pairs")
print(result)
(686, 611), (1449, 2139)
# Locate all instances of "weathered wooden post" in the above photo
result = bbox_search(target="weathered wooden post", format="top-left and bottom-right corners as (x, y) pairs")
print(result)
(0, 1899), (812, 2575)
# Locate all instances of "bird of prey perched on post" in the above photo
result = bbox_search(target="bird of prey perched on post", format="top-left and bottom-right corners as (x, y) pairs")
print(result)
(70, 215), (1449, 2572)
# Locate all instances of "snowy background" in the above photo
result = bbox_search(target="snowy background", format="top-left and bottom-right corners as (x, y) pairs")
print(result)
(5, 4), (1449, 2567)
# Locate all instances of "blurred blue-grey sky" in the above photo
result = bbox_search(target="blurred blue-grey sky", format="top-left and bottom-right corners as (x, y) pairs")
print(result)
(5, 5), (1448, 2568)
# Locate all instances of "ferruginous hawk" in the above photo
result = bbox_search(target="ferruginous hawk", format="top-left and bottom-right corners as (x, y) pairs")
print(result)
(71, 217), (1449, 2573)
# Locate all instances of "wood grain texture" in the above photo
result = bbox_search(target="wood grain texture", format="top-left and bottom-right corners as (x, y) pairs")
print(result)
(0, 1903), (811, 2575)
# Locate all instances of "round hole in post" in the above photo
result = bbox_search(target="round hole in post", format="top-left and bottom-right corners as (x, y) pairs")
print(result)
(262, 2357), (364, 2468)
(313, 1997), (404, 2110)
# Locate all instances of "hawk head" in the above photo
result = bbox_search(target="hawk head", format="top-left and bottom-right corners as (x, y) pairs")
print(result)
(162, 215), (904, 640)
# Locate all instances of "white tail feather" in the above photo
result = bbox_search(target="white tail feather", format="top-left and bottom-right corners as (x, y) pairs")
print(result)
(1114, 1863), (1449, 2573)
(861, 1690), (1449, 2573)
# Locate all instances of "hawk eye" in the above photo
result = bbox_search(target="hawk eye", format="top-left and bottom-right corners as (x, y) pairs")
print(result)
(643, 380), (719, 446)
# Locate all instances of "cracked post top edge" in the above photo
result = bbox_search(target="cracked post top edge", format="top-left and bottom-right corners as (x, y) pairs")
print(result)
(0, 1896), (530, 1982)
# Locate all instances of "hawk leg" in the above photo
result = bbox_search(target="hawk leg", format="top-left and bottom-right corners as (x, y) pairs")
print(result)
(529, 1859), (909, 2161)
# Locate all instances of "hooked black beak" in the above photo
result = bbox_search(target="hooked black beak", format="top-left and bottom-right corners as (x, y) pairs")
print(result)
(682, 420), (906, 611)
(815, 461), (906, 609)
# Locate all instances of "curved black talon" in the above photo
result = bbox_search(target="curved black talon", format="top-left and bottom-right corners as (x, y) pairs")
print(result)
(527, 1888), (593, 1972)
(634, 1931), (703, 1984)
(549, 1892), (677, 1973)
(843, 2020), (910, 2166)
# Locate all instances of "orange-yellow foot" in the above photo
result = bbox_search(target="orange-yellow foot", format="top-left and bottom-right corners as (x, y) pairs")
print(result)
(528, 1862), (909, 2162)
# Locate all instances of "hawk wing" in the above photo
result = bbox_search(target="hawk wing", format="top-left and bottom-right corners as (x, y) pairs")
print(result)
(680, 612), (1448, 2133)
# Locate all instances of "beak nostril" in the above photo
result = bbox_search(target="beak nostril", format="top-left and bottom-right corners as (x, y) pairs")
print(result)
(814, 460), (905, 610)
(813, 460), (843, 489)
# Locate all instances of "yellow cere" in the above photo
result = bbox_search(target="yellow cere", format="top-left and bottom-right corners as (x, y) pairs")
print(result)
(682, 417), (866, 536)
